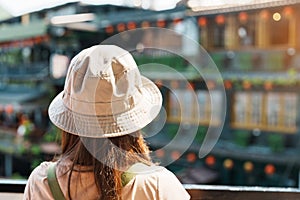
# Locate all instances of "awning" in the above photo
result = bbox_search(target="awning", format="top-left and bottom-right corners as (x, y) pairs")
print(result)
(0, 5), (12, 22)
(0, 21), (47, 43)
(187, 0), (300, 15)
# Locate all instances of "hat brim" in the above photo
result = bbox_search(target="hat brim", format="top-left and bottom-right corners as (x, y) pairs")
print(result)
(48, 76), (162, 138)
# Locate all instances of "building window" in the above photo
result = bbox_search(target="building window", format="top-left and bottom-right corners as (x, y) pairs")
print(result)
(168, 89), (222, 125)
(232, 91), (297, 133)
(270, 12), (289, 45)
(237, 12), (255, 47)
(213, 15), (225, 48)
(196, 90), (222, 125)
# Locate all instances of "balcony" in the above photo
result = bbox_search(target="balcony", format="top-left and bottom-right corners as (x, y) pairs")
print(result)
(0, 61), (49, 81)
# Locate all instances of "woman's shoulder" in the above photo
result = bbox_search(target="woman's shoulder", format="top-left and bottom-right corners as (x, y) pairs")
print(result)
(23, 161), (56, 199)
(124, 164), (190, 200)
(130, 164), (180, 182)
(29, 161), (53, 179)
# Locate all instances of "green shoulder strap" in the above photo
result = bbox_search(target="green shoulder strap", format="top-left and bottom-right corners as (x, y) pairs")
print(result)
(121, 170), (136, 187)
(121, 163), (150, 187)
(47, 162), (66, 200)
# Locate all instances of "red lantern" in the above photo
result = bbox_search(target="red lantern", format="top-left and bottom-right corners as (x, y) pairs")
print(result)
(117, 23), (126, 32)
(238, 12), (248, 23)
(186, 152), (197, 163)
(171, 150), (181, 160)
(264, 164), (276, 175)
(283, 6), (293, 17)
(198, 17), (207, 27)
(5, 104), (14, 114)
(105, 25), (114, 34)
(155, 149), (165, 158)
(260, 10), (269, 20)
(127, 21), (136, 30)
(224, 80), (232, 90)
(173, 18), (182, 24)
(205, 155), (216, 167)
(156, 19), (166, 28)
(215, 15), (225, 25)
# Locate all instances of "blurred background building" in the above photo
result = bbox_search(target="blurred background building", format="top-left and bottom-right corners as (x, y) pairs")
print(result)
(1, 0), (300, 188)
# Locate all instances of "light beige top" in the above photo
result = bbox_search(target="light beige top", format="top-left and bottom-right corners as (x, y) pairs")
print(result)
(23, 161), (190, 200)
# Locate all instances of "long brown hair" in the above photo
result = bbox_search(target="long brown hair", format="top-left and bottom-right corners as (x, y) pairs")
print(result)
(58, 130), (152, 200)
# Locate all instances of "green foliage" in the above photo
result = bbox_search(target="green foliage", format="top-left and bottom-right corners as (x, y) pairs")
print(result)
(234, 130), (250, 147)
(43, 124), (61, 143)
(195, 126), (207, 143)
(30, 144), (41, 156)
(31, 158), (43, 170)
(268, 134), (284, 152)
(11, 172), (24, 179)
(166, 123), (179, 138)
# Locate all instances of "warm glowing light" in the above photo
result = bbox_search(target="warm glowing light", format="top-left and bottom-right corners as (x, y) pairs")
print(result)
(205, 155), (216, 166)
(198, 17), (207, 27)
(243, 161), (254, 172)
(260, 10), (269, 20)
(117, 23), (126, 32)
(206, 80), (216, 89)
(264, 164), (276, 175)
(186, 153), (197, 163)
(283, 7), (293, 17)
(155, 149), (165, 158)
(273, 12), (281, 21)
(141, 21), (150, 28)
(223, 159), (234, 169)
(156, 19), (166, 28)
(171, 151), (181, 160)
(224, 80), (232, 90)
(5, 104), (14, 114)
(238, 12), (248, 23)
(243, 80), (251, 89)
(105, 25), (114, 34)
(133, 0), (142, 7)
(127, 21), (136, 30)
(215, 14), (225, 25)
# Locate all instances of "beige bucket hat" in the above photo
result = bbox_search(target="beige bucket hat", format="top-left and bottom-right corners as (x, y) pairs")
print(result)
(48, 45), (162, 138)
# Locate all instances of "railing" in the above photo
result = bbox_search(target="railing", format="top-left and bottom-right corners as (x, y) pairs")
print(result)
(1, 180), (300, 200)
(185, 184), (300, 200)
(0, 62), (49, 80)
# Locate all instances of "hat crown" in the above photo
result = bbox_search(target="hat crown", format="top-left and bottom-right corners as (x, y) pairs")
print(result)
(48, 45), (162, 137)
(63, 45), (143, 116)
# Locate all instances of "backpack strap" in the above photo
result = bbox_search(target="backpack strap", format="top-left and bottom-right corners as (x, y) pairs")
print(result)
(121, 163), (157, 187)
(121, 170), (136, 187)
(47, 162), (66, 200)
